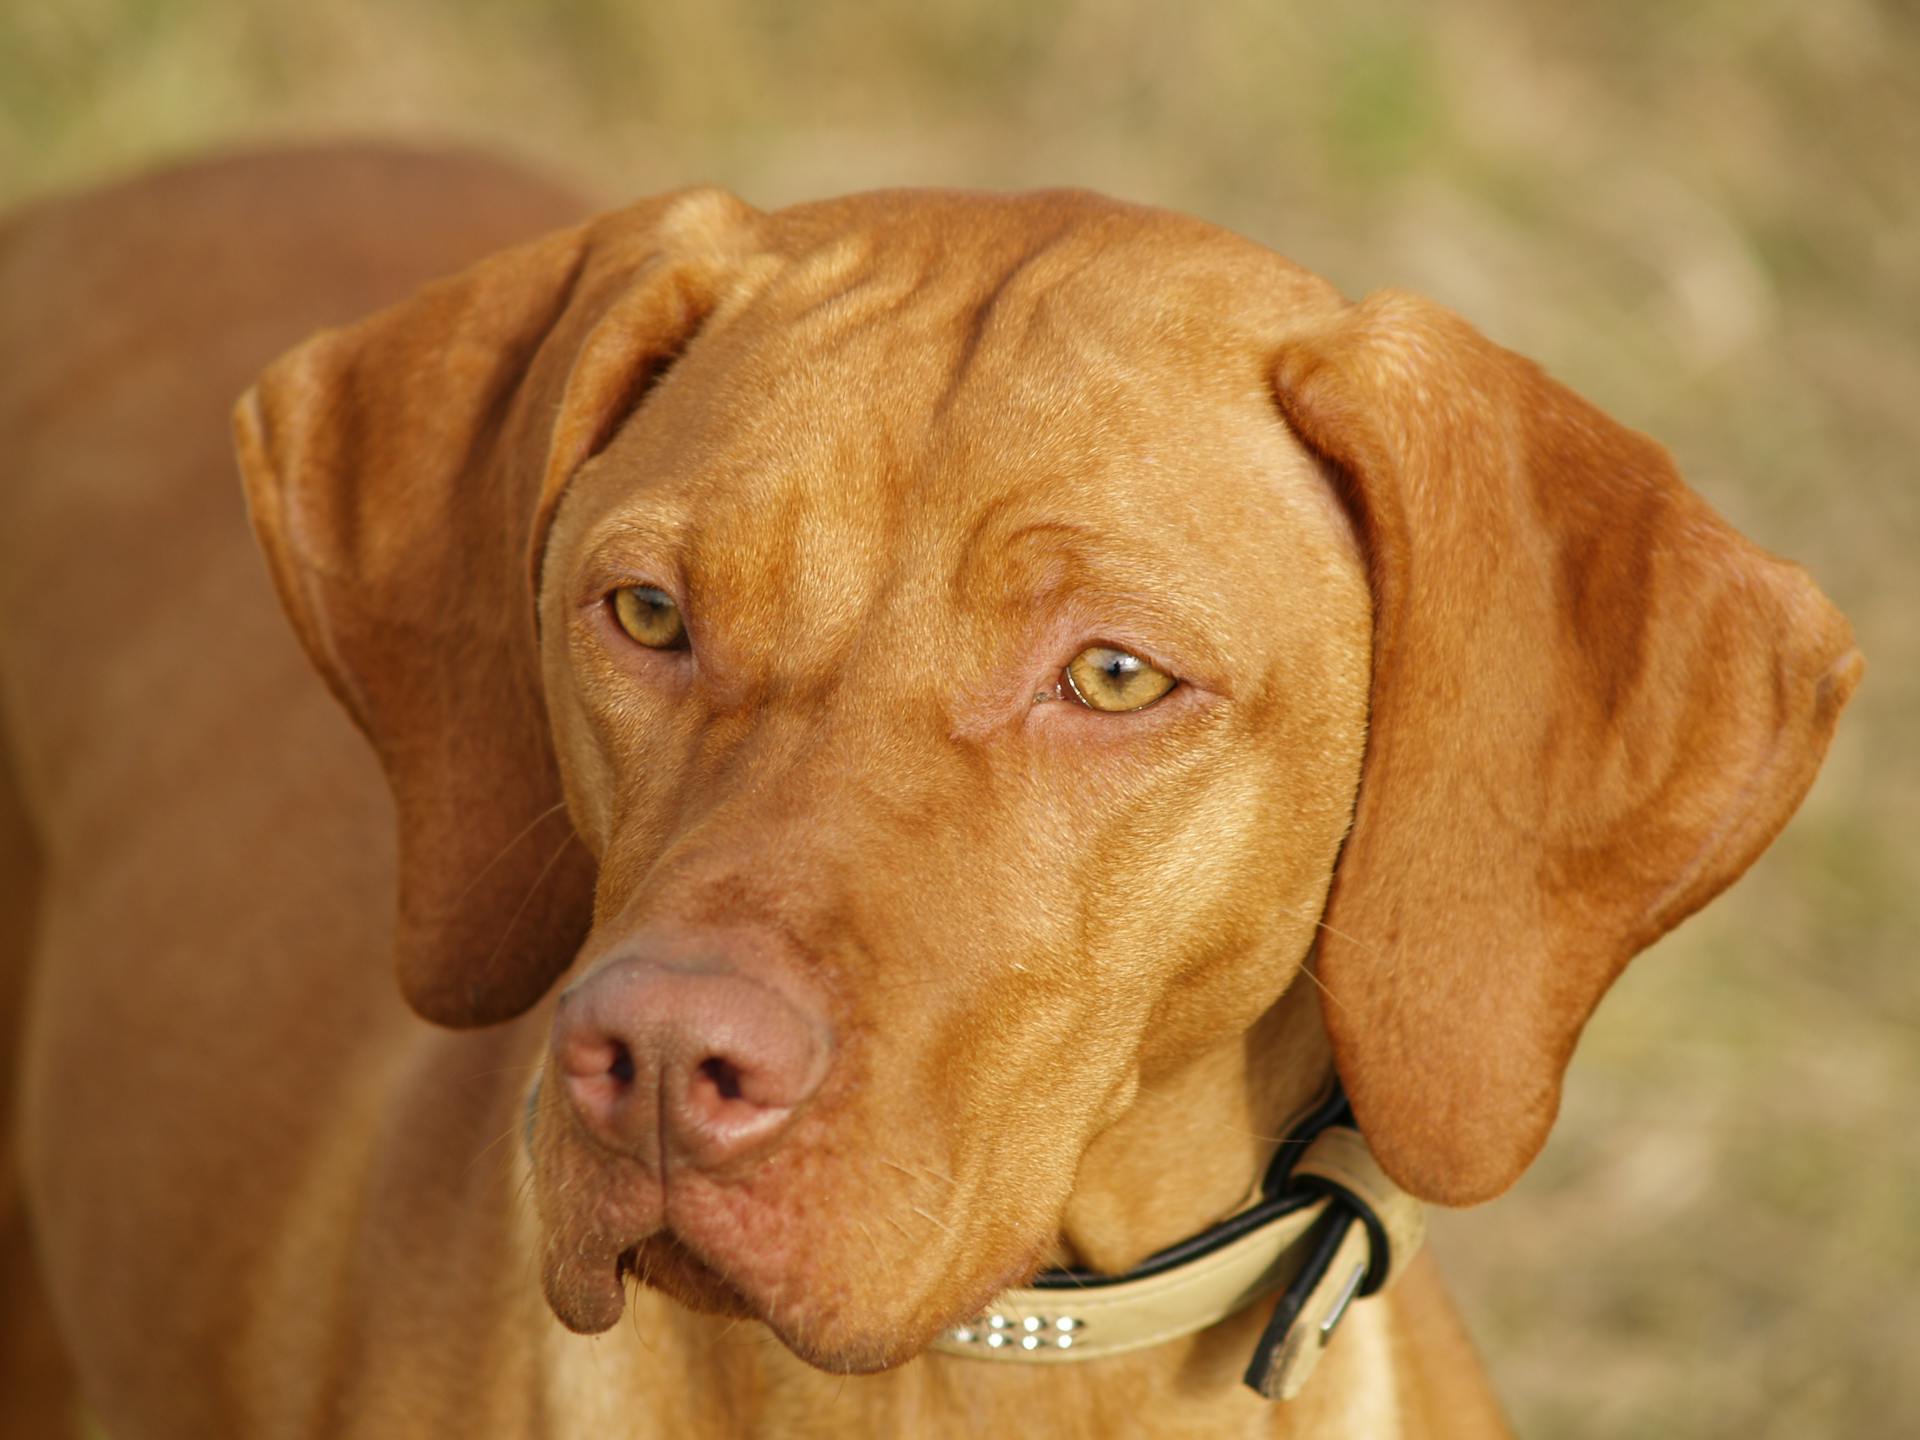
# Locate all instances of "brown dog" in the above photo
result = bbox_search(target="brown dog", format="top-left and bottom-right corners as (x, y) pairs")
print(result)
(1, 147), (1858, 1438)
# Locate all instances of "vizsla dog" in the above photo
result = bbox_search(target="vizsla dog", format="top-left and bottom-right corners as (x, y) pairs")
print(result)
(1, 147), (1859, 1438)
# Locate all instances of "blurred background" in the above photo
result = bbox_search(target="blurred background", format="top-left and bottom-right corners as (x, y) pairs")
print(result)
(4, 1), (1914, 1433)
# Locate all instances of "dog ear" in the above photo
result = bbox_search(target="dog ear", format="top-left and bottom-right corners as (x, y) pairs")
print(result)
(1272, 291), (1861, 1205)
(234, 190), (754, 1028)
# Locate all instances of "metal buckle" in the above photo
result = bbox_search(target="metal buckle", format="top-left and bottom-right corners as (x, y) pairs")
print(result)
(1318, 1258), (1367, 1341)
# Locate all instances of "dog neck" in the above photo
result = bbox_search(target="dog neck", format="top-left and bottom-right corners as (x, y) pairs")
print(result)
(1055, 977), (1334, 1274)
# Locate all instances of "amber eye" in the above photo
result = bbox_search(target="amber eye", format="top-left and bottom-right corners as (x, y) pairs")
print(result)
(1064, 645), (1176, 713)
(610, 586), (687, 649)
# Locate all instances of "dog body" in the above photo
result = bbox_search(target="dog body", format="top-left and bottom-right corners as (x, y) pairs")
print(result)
(1, 149), (1854, 1438)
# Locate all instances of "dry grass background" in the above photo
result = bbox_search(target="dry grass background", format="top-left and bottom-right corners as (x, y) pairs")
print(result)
(4, 1), (1915, 1434)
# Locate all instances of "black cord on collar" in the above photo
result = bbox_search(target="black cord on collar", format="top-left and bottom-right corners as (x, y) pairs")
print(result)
(1029, 1078), (1356, 1293)
(1015, 1076), (1399, 1400)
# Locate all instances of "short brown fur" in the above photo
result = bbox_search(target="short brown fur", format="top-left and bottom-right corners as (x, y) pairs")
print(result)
(1, 149), (1856, 1437)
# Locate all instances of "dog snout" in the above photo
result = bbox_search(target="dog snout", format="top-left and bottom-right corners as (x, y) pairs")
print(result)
(552, 957), (832, 1173)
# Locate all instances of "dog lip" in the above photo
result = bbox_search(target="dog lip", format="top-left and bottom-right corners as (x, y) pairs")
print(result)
(626, 1230), (757, 1318)
(540, 1227), (635, 1335)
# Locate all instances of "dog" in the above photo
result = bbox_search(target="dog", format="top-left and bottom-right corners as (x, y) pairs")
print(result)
(1, 145), (1860, 1438)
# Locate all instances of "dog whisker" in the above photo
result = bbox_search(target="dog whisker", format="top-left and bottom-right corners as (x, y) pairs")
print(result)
(877, 1156), (957, 1190)
(1308, 915), (1383, 965)
(479, 828), (582, 978)
(908, 1203), (955, 1238)
(1289, 959), (1345, 1013)
(449, 799), (572, 908)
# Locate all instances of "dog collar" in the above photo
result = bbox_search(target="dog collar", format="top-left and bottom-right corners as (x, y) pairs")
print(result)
(928, 1084), (1424, 1402)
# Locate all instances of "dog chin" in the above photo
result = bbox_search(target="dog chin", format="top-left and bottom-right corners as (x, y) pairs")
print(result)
(653, 1233), (960, 1373)
(757, 1302), (956, 1377)
(550, 1227), (986, 1375)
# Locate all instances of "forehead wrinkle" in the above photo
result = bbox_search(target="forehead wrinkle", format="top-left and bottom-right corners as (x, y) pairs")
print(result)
(674, 210), (1191, 523)
(744, 214), (1141, 472)
(927, 367), (1318, 694)
(916, 266), (1256, 522)
(570, 209), (1305, 698)
(934, 228), (1091, 414)
(938, 235), (1254, 407)
(953, 516), (1233, 671)
(663, 281), (1018, 672)
(663, 432), (913, 683)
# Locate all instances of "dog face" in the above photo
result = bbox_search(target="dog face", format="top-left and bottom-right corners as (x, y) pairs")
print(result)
(525, 209), (1371, 1361)
(236, 186), (1858, 1372)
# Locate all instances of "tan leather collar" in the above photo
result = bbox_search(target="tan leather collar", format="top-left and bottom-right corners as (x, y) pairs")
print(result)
(928, 1108), (1424, 1403)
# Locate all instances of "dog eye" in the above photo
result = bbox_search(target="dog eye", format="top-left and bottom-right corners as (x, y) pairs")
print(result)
(1064, 646), (1176, 713)
(609, 586), (688, 650)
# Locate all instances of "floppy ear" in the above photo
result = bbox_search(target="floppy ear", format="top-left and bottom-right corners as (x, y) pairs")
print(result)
(1273, 291), (1862, 1205)
(234, 189), (754, 1028)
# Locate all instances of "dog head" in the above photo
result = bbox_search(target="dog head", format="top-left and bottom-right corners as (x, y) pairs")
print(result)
(236, 186), (1858, 1370)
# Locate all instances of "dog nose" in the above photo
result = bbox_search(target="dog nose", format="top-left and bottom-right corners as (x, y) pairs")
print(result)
(552, 958), (831, 1172)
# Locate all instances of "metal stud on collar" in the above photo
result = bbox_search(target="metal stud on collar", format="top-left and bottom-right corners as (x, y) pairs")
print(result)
(943, 1312), (1083, 1351)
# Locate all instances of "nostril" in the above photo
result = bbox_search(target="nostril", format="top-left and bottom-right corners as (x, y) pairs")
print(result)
(554, 1030), (644, 1153)
(699, 1055), (744, 1102)
(608, 1041), (635, 1086)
